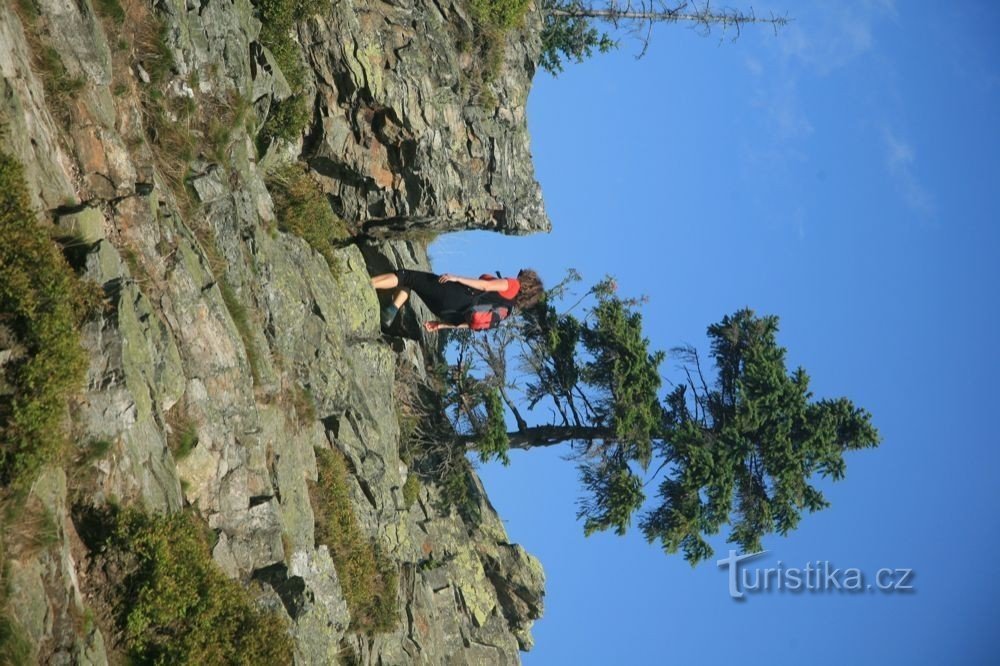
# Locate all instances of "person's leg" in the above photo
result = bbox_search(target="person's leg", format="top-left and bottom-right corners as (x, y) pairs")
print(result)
(392, 288), (410, 308)
(371, 273), (399, 290)
(380, 287), (410, 328)
(396, 271), (473, 317)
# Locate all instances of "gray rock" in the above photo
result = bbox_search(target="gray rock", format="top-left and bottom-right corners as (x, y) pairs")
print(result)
(303, 0), (550, 236)
(0, 0), (547, 662)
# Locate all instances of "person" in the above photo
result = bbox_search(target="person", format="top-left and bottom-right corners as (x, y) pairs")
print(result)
(370, 268), (544, 332)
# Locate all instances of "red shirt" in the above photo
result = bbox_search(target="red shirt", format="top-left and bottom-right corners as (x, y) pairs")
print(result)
(481, 274), (520, 300)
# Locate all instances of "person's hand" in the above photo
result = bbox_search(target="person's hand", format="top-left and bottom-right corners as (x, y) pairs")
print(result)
(438, 274), (457, 283)
(424, 321), (442, 332)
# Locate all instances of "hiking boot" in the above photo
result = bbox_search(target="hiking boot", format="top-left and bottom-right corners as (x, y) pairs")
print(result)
(380, 305), (399, 329)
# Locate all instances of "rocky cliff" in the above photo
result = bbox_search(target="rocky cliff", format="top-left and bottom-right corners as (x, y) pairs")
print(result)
(0, 0), (546, 663)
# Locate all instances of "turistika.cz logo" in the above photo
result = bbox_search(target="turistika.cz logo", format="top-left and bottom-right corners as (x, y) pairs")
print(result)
(717, 550), (915, 600)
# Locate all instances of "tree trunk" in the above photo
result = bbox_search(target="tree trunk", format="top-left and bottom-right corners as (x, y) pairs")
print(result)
(547, 8), (787, 27)
(461, 425), (614, 451)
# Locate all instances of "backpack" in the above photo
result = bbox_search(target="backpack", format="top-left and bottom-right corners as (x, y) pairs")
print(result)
(465, 274), (515, 331)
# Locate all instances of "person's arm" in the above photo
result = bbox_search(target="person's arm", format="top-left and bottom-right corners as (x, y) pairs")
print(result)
(438, 274), (509, 293)
(424, 321), (469, 332)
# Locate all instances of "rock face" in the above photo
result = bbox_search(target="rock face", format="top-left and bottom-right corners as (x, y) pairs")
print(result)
(303, 0), (551, 236)
(0, 0), (546, 663)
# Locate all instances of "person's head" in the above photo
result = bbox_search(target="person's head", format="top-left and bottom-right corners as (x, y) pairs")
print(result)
(515, 269), (544, 309)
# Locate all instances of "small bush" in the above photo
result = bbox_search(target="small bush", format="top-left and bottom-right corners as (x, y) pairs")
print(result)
(464, 0), (532, 85)
(13, 0), (41, 20)
(78, 439), (113, 465)
(402, 474), (420, 509)
(266, 164), (349, 274)
(109, 509), (293, 665)
(252, 0), (329, 147)
(468, 0), (532, 30)
(0, 153), (90, 489)
(310, 448), (398, 634)
(437, 458), (481, 524)
(254, 0), (328, 90)
(259, 95), (311, 148)
(474, 389), (510, 465)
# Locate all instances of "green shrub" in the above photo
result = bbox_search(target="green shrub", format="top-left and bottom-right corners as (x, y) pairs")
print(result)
(289, 384), (316, 427)
(474, 389), (510, 465)
(258, 95), (311, 148)
(437, 458), (481, 524)
(253, 0), (328, 90)
(266, 164), (349, 274)
(252, 0), (329, 145)
(78, 439), (113, 465)
(468, 0), (532, 30)
(0, 153), (90, 489)
(402, 474), (420, 509)
(110, 509), (293, 665)
(464, 0), (532, 85)
(13, 0), (41, 21)
(310, 448), (398, 634)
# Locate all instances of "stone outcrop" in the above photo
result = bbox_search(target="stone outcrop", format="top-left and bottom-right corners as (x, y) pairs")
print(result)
(0, 0), (546, 663)
(303, 0), (551, 236)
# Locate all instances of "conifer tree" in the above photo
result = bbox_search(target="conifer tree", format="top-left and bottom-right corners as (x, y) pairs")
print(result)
(448, 274), (879, 565)
(539, 0), (789, 74)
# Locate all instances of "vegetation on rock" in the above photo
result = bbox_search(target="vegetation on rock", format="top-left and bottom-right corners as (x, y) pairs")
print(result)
(0, 153), (96, 489)
(402, 473), (421, 509)
(465, 0), (533, 92)
(310, 448), (398, 635)
(266, 163), (350, 273)
(107, 508), (293, 665)
(253, 0), (329, 145)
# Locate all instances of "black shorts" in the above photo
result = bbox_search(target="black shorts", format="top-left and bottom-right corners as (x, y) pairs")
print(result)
(395, 270), (476, 324)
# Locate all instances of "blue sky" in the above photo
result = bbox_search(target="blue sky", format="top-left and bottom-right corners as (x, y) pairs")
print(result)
(430, 1), (999, 663)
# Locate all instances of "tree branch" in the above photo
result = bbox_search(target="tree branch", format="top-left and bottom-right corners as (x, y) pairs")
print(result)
(461, 425), (614, 451)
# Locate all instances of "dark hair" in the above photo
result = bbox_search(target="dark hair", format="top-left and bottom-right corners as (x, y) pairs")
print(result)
(514, 269), (544, 310)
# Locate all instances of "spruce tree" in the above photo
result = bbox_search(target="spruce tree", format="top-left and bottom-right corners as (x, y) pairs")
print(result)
(448, 275), (879, 565)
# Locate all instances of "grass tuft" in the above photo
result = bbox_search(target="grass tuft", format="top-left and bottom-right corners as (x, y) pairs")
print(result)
(310, 448), (398, 634)
(266, 164), (350, 274)
(168, 420), (199, 461)
(289, 384), (316, 427)
(461, 0), (532, 104)
(93, 0), (126, 22)
(0, 613), (32, 666)
(258, 95), (311, 149)
(77, 439), (113, 466)
(190, 227), (266, 386)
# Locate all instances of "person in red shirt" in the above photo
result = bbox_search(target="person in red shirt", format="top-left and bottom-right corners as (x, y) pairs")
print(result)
(370, 269), (543, 331)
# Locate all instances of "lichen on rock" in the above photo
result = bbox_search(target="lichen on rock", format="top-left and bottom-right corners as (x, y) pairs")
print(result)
(0, 0), (547, 662)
